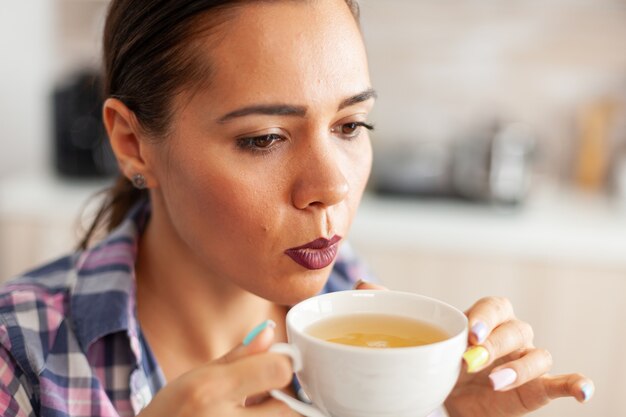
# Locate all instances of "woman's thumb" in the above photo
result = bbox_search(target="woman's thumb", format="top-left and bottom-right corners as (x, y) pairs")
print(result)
(214, 320), (276, 365)
(353, 279), (387, 291)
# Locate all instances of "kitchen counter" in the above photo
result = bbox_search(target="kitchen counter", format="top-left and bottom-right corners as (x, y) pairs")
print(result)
(0, 174), (113, 220)
(0, 174), (113, 280)
(351, 186), (626, 268)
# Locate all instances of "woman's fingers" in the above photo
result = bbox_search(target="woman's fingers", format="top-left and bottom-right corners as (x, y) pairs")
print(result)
(488, 348), (553, 391)
(463, 319), (534, 373)
(485, 319), (535, 356)
(242, 397), (302, 416)
(465, 296), (516, 345)
(214, 321), (276, 365)
(224, 352), (294, 400)
(244, 392), (271, 407)
(353, 279), (387, 290)
(542, 373), (595, 403)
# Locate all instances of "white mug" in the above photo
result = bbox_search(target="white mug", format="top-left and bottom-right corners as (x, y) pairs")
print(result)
(269, 290), (468, 417)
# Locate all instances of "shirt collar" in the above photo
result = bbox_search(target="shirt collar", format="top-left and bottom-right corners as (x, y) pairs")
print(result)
(70, 199), (150, 351)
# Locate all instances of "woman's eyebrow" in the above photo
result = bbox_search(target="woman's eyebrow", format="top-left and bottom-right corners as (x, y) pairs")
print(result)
(217, 88), (377, 124)
(218, 104), (307, 123)
(338, 88), (377, 111)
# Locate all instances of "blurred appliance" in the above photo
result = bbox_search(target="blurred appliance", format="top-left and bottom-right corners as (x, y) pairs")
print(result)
(52, 71), (117, 178)
(372, 123), (536, 205)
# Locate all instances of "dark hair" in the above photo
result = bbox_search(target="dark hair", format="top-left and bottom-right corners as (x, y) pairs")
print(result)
(79, 0), (360, 249)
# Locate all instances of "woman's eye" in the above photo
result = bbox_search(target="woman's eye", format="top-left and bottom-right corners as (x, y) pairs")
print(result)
(237, 133), (284, 153)
(335, 121), (375, 139)
(342, 122), (360, 135)
(252, 134), (280, 148)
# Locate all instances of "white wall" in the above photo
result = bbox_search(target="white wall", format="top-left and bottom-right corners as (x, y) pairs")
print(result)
(0, 0), (53, 177)
(0, 0), (106, 179)
(1, 0), (625, 181)
(359, 0), (626, 179)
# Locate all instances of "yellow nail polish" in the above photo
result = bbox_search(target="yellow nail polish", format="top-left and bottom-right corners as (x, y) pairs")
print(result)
(463, 346), (489, 373)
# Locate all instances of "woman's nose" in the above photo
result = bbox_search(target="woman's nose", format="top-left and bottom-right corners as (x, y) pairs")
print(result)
(291, 141), (350, 210)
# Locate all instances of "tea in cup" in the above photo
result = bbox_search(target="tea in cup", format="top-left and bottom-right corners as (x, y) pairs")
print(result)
(270, 290), (468, 417)
(306, 312), (450, 348)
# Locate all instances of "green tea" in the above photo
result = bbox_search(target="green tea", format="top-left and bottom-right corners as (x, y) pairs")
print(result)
(306, 313), (449, 348)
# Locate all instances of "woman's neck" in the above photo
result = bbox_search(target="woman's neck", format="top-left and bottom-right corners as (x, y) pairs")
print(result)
(134, 201), (286, 381)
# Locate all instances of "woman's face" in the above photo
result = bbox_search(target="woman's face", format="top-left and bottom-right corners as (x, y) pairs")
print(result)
(146, 0), (374, 305)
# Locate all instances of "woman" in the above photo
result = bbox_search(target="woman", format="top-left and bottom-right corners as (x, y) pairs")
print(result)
(0, 1), (593, 416)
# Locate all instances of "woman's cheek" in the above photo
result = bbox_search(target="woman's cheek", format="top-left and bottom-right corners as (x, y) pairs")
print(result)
(352, 141), (373, 194)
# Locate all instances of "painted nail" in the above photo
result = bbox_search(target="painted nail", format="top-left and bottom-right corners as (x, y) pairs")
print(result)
(352, 278), (368, 290)
(463, 346), (489, 373)
(581, 383), (595, 403)
(470, 321), (488, 344)
(489, 368), (518, 391)
(243, 320), (276, 346)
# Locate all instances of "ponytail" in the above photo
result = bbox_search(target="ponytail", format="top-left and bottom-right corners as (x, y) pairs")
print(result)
(78, 176), (147, 250)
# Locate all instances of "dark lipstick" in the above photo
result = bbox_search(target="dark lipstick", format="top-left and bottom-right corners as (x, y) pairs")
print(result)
(285, 235), (342, 270)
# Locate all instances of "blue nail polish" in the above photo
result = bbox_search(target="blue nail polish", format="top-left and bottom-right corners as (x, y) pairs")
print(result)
(243, 320), (276, 346)
(471, 321), (488, 344)
(581, 383), (594, 402)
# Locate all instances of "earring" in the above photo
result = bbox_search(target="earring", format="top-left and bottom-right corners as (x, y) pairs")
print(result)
(131, 173), (147, 189)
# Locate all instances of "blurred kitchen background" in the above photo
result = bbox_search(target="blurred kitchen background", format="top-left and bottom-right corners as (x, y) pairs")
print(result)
(1, 0), (625, 416)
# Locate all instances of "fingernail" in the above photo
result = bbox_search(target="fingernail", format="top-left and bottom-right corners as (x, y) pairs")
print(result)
(463, 346), (489, 373)
(243, 320), (276, 346)
(489, 368), (517, 391)
(470, 321), (488, 344)
(581, 383), (595, 403)
(352, 278), (368, 290)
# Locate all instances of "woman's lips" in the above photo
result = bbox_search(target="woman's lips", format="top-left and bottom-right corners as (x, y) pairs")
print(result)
(285, 235), (342, 270)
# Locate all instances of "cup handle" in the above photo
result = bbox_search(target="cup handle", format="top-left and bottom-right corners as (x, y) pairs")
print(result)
(269, 343), (329, 417)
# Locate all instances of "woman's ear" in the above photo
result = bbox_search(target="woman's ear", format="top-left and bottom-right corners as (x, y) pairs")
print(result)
(102, 98), (159, 188)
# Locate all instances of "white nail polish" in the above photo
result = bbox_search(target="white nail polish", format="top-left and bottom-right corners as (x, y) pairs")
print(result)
(581, 383), (594, 402)
(489, 368), (517, 391)
(470, 321), (488, 344)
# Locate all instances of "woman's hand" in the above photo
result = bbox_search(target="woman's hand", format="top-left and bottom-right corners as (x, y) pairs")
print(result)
(444, 296), (594, 417)
(353, 282), (595, 417)
(137, 323), (300, 417)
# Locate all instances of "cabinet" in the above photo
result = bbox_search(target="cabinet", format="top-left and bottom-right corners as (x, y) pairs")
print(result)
(0, 175), (112, 280)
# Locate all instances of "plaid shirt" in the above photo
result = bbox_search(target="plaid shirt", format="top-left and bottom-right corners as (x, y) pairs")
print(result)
(0, 200), (371, 417)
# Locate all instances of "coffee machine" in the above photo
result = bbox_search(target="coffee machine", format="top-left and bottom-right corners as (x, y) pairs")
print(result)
(52, 71), (118, 178)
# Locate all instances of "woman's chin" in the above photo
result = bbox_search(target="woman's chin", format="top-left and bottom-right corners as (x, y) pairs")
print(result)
(253, 270), (331, 306)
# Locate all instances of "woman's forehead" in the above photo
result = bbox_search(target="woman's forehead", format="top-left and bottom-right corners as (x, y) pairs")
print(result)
(192, 0), (370, 112)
